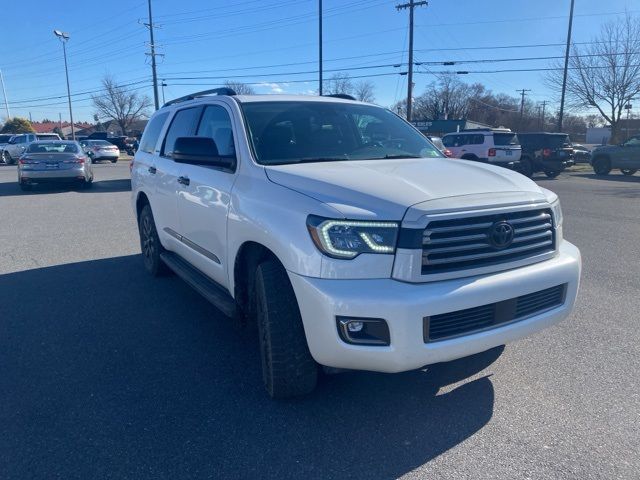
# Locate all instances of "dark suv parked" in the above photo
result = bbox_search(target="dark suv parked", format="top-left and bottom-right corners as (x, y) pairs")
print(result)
(517, 133), (575, 178)
(590, 135), (640, 176)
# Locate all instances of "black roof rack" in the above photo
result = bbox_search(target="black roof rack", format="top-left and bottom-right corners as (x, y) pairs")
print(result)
(323, 93), (357, 101)
(460, 127), (512, 132)
(162, 87), (237, 107)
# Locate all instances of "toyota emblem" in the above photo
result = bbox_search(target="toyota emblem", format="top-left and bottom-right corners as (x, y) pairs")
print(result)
(489, 221), (514, 249)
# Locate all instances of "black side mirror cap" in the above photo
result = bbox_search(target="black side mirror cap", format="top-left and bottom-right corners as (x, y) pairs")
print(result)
(172, 136), (235, 169)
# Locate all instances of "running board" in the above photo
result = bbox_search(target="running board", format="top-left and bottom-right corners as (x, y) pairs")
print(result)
(160, 251), (237, 318)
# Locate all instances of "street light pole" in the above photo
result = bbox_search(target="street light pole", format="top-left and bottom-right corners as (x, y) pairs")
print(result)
(54, 30), (75, 140)
(0, 69), (10, 120)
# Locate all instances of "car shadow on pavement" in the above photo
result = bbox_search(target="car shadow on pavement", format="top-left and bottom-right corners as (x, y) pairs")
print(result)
(0, 178), (131, 197)
(571, 172), (640, 183)
(0, 255), (500, 480)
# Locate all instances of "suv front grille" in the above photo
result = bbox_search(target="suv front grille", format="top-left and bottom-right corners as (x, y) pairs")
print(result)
(422, 208), (555, 275)
(424, 284), (567, 342)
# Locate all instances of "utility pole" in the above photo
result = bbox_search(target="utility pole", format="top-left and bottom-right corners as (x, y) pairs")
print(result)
(536, 105), (542, 130)
(0, 69), (10, 120)
(318, 0), (323, 95)
(540, 100), (548, 131)
(53, 30), (75, 140)
(557, 0), (575, 132)
(29, 112), (33, 123)
(161, 80), (167, 104)
(517, 88), (531, 130)
(396, 0), (427, 122)
(145, 0), (160, 110)
(624, 102), (632, 140)
(59, 112), (63, 132)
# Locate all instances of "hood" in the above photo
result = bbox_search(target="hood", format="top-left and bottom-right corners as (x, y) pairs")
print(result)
(265, 158), (547, 220)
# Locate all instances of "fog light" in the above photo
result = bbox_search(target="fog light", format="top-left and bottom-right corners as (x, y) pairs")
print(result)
(347, 321), (364, 332)
(337, 317), (390, 346)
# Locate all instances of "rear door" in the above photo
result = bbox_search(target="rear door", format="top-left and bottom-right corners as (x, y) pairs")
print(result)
(175, 103), (238, 286)
(133, 111), (169, 207)
(155, 106), (203, 250)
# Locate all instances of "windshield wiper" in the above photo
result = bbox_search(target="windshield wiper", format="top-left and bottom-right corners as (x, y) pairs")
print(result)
(376, 154), (422, 159)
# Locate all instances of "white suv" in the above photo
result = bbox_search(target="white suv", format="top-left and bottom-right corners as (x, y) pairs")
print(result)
(131, 89), (581, 398)
(442, 128), (522, 169)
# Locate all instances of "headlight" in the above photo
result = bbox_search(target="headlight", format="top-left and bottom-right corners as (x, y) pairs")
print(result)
(550, 198), (563, 227)
(307, 216), (399, 259)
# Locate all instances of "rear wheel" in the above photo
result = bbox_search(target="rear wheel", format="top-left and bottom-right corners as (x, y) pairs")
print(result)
(110, 158), (118, 163)
(19, 182), (31, 191)
(138, 204), (168, 276)
(2, 151), (12, 165)
(544, 170), (560, 179)
(255, 258), (318, 398)
(518, 156), (533, 177)
(592, 157), (611, 176)
(621, 168), (637, 176)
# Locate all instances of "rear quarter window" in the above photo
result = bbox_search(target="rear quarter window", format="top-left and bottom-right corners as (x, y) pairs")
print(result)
(139, 112), (169, 154)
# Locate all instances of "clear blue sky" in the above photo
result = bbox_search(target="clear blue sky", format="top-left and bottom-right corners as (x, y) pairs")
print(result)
(0, 0), (637, 123)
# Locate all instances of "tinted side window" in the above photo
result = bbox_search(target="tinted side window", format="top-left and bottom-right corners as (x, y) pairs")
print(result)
(470, 134), (484, 145)
(196, 105), (235, 157)
(139, 112), (169, 154)
(16, 136), (26, 144)
(162, 107), (202, 157)
(442, 135), (454, 147)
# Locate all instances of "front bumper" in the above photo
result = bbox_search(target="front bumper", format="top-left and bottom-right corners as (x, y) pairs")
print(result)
(289, 240), (581, 373)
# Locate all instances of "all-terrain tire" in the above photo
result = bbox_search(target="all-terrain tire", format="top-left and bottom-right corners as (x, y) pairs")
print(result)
(255, 258), (318, 398)
(138, 204), (169, 277)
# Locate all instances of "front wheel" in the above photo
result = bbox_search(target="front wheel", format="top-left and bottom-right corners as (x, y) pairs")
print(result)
(110, 158), (118, 163)
(544, 170), (560, 179)
(138, 204), (168, 276)
(255, 258), (318, 398)
(2, 151), (12, 165)
(592, 157), (611, 176)
(621, 168), (637, 176)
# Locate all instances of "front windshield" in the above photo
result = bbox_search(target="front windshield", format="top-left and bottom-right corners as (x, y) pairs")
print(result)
(241, 101), (443, 165)
(27, 142), (79, 153)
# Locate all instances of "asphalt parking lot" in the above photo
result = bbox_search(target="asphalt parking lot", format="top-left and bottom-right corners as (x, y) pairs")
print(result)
(1, 162), (639, 479)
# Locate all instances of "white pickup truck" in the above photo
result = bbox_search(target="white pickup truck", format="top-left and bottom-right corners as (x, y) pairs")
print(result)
(131, 89), (581, 398)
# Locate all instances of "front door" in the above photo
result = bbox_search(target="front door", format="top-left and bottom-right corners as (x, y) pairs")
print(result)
(619, 136), (640, 168)
(176, 104), (237, 287)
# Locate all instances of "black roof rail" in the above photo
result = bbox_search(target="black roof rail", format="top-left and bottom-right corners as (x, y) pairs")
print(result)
(460, 127), (512, 132)
(162, 87), (237, 107)
(323, 93), (357, 101)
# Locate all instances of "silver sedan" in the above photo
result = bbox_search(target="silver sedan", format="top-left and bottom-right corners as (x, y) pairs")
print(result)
(17, 141), (94, 191)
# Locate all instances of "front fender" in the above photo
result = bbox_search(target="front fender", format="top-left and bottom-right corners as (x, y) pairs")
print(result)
(226, 172), (341, 295)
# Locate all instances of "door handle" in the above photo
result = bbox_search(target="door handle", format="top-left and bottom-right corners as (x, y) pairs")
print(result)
(148, 166), (157, 174)
(178, 176), (190, 186)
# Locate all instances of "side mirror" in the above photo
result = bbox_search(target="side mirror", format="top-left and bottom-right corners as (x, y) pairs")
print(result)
(7, 138), (15, 144)
(172, 137), (235, 169)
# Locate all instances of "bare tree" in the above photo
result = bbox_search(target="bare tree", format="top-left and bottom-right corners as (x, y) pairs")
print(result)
(547, 14), (640, 142)
(353, 80), (375, 102)
(323, 73), (354, 96)
(224, 81), (255, 95)
(92, 76), (152, 136)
